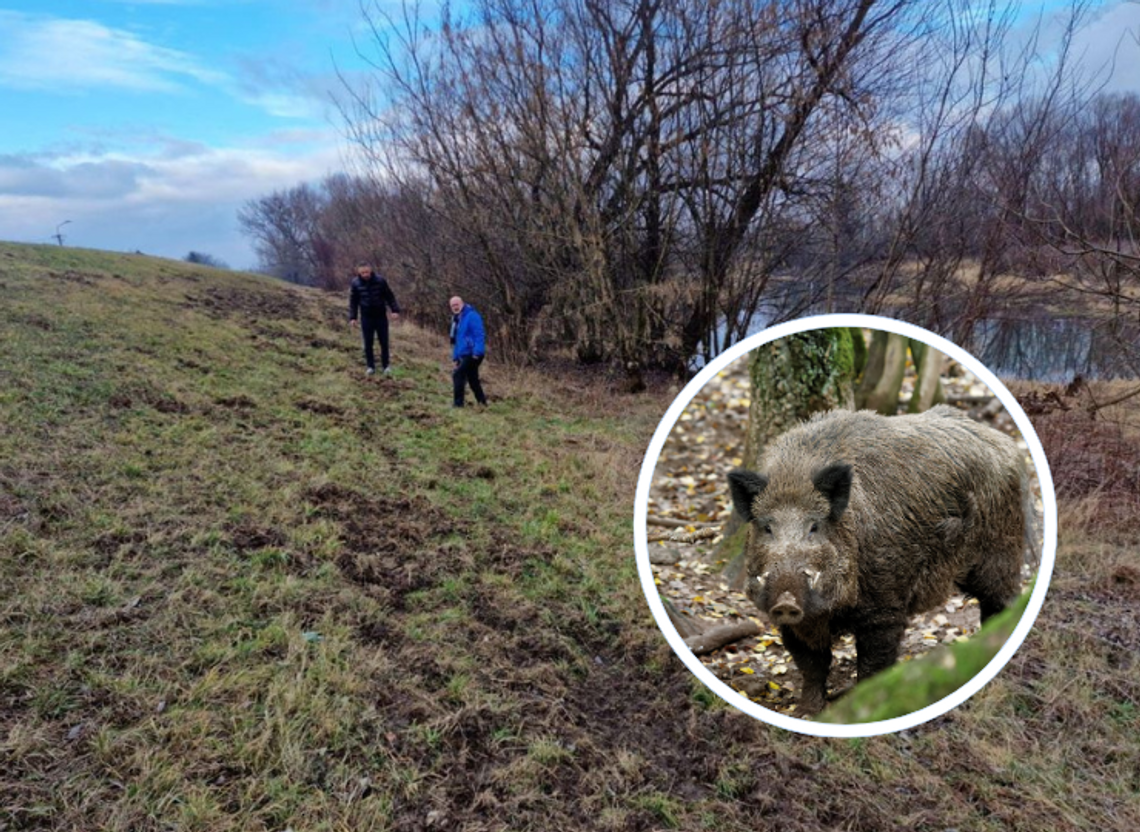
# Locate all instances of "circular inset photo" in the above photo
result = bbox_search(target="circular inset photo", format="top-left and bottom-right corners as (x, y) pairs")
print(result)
(633, 315), (1056, 738)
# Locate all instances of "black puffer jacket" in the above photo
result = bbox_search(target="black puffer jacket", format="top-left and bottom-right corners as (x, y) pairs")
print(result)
(348, 272), (400, 320)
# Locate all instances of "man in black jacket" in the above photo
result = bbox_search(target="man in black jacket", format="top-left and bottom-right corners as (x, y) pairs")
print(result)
(348, 261), (400, 376)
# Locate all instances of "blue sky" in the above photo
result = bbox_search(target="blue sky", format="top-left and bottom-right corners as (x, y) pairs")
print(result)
(0, 0), (393, 267)
(0, 1), (1137, 270)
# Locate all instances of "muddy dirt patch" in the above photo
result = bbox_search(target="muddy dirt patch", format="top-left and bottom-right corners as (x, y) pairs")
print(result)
(214, 394), (257, 410)
(228, 522), (288, 553)
(307, 483), (467, 607)
(49, 270), (100, 286)
(192, 285), (302, 321)
(0, 491), (27, 522)
(108, 384), (189, 414)
(294, 397), (346, 417)
(442, 461), (497, 480)
(404, 408), (441, 426)
(308, 336), (344, 351)
(176, 357), (211, 374)
(91, 528), (149, 559)
(9, 311), (53, 331)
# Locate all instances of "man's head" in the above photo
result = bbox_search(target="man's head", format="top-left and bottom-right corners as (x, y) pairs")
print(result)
(356, 261), (373, 279)
(449, 296), (464, 315)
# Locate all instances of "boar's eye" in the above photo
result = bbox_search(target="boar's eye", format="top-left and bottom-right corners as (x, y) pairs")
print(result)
(809, 522), (819, 534)
(763, 522), (772, 535)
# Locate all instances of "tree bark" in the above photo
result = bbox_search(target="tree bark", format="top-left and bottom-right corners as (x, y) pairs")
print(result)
(662, 597), (704, 640)
(685, 621), (763, 655)
(718, 329), (857, 585)
(907, 340), (946, 413)
(741, 329), (857, 470)
(857, 331), (907, 415)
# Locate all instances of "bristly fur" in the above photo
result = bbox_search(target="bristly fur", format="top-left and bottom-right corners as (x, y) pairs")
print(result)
(729, 405), (1027, 715)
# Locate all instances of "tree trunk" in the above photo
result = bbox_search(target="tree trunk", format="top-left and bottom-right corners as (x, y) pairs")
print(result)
(907, 340), (946, 413)
(857, 331), (908, 415)
(718, 329), (857, 586)
(741, 329), (857, 468)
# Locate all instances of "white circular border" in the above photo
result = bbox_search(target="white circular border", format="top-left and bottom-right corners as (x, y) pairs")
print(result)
(633, 313), (1057, 737)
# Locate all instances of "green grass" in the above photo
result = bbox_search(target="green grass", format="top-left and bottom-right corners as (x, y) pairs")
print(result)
(2, 242), (1139, 831)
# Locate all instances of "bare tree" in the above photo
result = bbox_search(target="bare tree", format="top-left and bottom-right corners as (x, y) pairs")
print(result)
(237, 184), (330, 285)
(219, 0), (1119, 378)
(340, 0), (930, 374)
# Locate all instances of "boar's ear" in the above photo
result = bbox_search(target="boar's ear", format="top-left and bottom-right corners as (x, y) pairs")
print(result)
(812, 463), (853, 522)
(727, 469), (768, 521)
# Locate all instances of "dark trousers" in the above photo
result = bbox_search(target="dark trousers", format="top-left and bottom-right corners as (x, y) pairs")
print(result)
(453, 355), (487, 407)
(360, 311), (390, 370)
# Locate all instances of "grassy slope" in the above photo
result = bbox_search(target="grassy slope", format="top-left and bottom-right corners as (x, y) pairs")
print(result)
(1, 242), (1138, 831)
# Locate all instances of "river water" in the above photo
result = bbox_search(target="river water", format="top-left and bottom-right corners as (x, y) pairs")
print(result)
(697, 313), (1139, 381)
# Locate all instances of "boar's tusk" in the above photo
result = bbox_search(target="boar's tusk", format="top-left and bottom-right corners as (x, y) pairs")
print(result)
(756, 571), (770, 588)
(803, 568), (822, 588)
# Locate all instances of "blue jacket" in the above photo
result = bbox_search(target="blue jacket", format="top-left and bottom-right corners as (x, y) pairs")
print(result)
(452, 304), (486, 361)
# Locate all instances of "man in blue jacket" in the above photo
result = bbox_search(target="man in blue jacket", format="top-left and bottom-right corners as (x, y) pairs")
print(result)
(449, 296), (488, 407)
(348, 261), (400, 376)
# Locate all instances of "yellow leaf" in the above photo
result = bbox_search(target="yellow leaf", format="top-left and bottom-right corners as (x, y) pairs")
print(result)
(692, 595), (705, 603)
(740, 667), (755, 675)
(768, 681), (781, 690)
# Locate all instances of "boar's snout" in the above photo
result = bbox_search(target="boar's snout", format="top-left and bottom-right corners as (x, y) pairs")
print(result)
(770, 590), (803, 626)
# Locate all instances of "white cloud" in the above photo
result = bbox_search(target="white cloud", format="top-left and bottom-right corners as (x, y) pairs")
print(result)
(1070, 1), (1140, 93)
(231, 56), (344, 120)
(0, 10), (342, 121)
(0, 134), (350, 268)
(0, 11), (226, 93)
(238, 91), (319, 119)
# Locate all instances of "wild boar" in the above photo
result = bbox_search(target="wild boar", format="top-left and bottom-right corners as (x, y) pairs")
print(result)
(727, 405), (1027, 715)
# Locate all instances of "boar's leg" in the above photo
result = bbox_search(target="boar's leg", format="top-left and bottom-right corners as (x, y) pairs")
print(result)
(780, 626), (831, 715)
(854, 620), (907, 682)
(958, 563), (1019, 625)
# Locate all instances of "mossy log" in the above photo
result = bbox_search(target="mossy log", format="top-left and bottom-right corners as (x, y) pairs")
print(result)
(818, 590), (1032, 724)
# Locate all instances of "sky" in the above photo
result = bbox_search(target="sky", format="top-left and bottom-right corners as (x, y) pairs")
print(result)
(0, 0), (397, 268)
(0, 1), (1138, 271)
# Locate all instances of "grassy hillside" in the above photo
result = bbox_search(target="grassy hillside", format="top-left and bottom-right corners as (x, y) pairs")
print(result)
(2, 242), (1138, 831)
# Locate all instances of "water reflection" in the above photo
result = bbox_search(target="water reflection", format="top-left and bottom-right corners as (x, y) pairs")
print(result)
(696, 313), (1140, 381)
(970, 317), (1139, 381)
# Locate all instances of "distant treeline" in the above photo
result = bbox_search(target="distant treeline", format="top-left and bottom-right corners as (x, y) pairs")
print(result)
(238, 0), (1140, 379)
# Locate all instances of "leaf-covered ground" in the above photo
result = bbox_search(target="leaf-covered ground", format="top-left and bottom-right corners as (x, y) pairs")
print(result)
(648, 352), (1042, 717)
(1, 242), (1137, 831)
